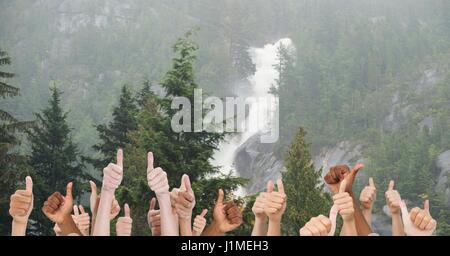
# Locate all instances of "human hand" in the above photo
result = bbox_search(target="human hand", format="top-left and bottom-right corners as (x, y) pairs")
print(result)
(385, 180), (401, 214)
(9, 176), (33, 224)
(72, 205), (90, 236)
(89, 180), (98, 215)
(116, 203), (133, 236)
(400, 200), (436, 236)
(299, 214), (333, 236)
(42, 182), (74, 225)
(263, 179), (287, 223)
(332, 179), (354, 221)
(147, 152), (169, 195)
(102, 149), (123, 192)
(213, 189), (242, 233)
(147, 198), (161, 236)
(173, 175), (195, 219)
(360, 177), (376, 210)
(110, 198), (120, 220)
(192, 209), (208, 236)
(325, 163), (364, 194)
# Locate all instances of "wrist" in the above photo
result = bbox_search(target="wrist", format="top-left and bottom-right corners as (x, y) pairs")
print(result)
(210, 220), (225, 235)
(12, 216), (28, 225)
(254, 215), (267, 223)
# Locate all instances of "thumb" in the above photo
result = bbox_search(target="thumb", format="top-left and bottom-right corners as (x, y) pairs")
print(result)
(79, 205), (86, 214)
(124, 203), (130, 217)
(183, 174), (192, 192)
(400, 200), (410, 225)
(369, 177), (375, 188)
(200, 209), (208, 217)
(339, 179), (347, 193)
(89, 180), (97, 196)
(388, 180), (395, 191)
(117, 148), (123, 168)
(267, 180), (274, 193)
(25, 176), (33, 193)
(150, 197), (156, 211)
(147, 152), (154, 171)
(216, 189), (224, 205)
(328, 205), (338, 236)
(66, 182), (73, 199)
(73, 205), (80, 216)
(424, 199), (430, 213)
(276, 178), (284, 194)
(351, 163), (364, 175)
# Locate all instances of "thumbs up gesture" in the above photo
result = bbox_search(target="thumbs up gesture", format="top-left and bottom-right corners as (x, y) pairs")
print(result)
(102, 149), (124, 192)
(299, 214), (334, 236)
(146, 152), (169, 195)
(147, 198), (161, 236)
(385, 180), (401, 214)
(9, 176), (33, 224)
(213, 189), (242, 233)
(192, 209), (208, 236)
(72, 205), (90, 236)
(173, 174), (196, 219)
(263, 179), (287, 223)
(42, 182), (74, 224)
(360, 177), (376, 210)
(116, 203), (133, 236)
(333, 179), (354, 221)
(325, 163), (364, 194)
(400, 200), (436, 236)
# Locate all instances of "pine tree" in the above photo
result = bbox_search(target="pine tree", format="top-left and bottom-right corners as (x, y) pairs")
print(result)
(0, 49), (31, 235)
(282, 127), (332, 235)
(117, 32), (246, 235)
(27, 86), (88, 235)
(91, 85), (138, 170)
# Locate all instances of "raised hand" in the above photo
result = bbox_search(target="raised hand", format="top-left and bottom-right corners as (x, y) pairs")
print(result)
(10, 176), (33, 236)
(325, 163), (364, 194)
(116, 203), (133, 236)
(251, 181), (270, 236)
(93, 149), (123, 236)
(203, 189), (242, 235)
(299, 214), (332, 236)
(72, 205), (90, 236)
(333, 180), (357, 236)
(174, 174), (196, 219)
(89, 180), (98, 215)
(146, 151), (178, 236)
(400, 200), (436, 236)
(360, 177), (376, 210)
(264, 179), (287, 223)
(192, 209), (208, 236)
(147, 152), (169, 195)
(42, 182), (81, 236)
(147, 198), (161, 236)
(110, 198), (121, 220)
(385, 180), (401, 214)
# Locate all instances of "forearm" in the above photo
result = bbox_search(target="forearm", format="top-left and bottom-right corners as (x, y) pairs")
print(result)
(179, 217), (192, 236)
(202, 221), (224, 236)
(341, 218), (357, 236)
(267, 219), (281, 236)
(362, 208), (372, 228)
(92, 190), (114, 236)
(351, 194), (372, 235)
(251, 216), (267, 236)
(58, 215), (82, 236)
(157, 193), (179, 236)
(11, 219), (27, 236)
(391, 212), (405, 236)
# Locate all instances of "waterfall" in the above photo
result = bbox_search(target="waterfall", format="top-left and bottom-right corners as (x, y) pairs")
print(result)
(210, 38), (292, 195)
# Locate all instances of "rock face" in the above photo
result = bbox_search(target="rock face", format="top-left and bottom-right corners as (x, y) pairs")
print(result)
(436, 150), (450, 206)
(234, 133), (284, 195)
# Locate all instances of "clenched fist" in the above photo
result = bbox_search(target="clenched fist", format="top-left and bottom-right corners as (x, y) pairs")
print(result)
(385, 180), (401, 214)
(116, 203), (133, 236)
(263, 179), (287, 223)
(9, 176), (33, 224)
(147, 152), (169, 195)
(193, 209), (208, 236)
(72, 205), (90, 236)
(252, 193), (267, 219)
(360, 177), (376, 209)
(173, 175), (196, 219)
(325, 163), (364, 194)
(42, 182), (74, 225)
(400, 200), (436, 236)
(213, 189), (242, 233)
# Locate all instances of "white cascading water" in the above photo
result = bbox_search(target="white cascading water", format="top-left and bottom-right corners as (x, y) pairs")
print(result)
(210, 38), (292, 196)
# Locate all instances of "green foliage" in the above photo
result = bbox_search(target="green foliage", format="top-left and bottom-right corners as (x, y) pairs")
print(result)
(282, 127), (332, 235)
(27, 86), (90, 235)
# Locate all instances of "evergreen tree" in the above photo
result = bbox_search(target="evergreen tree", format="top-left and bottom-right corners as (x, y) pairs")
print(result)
(282, 127), (332, 235)
(27, 86), (88, 235)
(117, 32), (245, 235)
(0, 49), (31, 235)
(91, 85), (138, 170)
